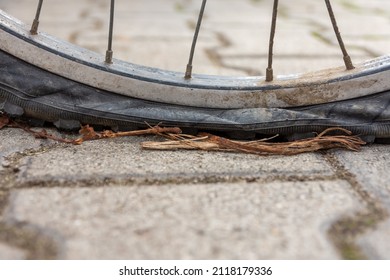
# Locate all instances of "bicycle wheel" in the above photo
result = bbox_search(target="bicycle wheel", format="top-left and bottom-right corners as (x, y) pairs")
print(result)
(1, 1), (390, 139)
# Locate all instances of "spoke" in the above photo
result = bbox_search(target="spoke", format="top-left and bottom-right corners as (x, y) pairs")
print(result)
(30, 0), (44, 35)
(266, 0), (279, 82)
(325, 0), (354, 70)
(185, 0), (208, 79)
(105, 0), (115, 64)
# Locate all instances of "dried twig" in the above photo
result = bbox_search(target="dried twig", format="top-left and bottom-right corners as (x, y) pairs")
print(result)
(1, 114), (74, 143)
(73, 125), (182, 144)
(0, 114), (182, 145)
(0, 113), (366, 155)
(142, 127), (366, 155)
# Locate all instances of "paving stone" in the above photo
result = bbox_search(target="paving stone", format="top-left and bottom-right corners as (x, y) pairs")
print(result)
(0, 243), (26, 260)
(333, 146), (390, 209)
(332, 145), (390, 260)
(357, 220), (390, 259)
(17, 137), (333, 183)
(4, 180), (362, 259)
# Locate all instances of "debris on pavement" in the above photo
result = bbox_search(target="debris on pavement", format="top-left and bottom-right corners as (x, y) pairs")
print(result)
(0, 113), (366, 155)
(142, 128), (366, 155)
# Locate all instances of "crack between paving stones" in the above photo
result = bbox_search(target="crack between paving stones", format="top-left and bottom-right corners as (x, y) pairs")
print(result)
(186, 18), (262, 76)
(0, 220), (62, 260)
(339, 0), (390, 19)
(68, 5), (105, 53)
(323, 152), (389, 260)
(308, 19), (381, 58)
(204, 31), (263, 76)
(10, 173), (340, 190)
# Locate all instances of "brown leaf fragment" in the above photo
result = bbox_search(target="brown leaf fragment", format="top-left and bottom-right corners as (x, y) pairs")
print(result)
(0, 114), (10, 129)
(73, 125), (101, 144)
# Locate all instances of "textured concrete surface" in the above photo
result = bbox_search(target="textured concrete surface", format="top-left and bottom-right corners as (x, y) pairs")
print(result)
(357, 221), (390, 259)
(4, 181), (362, 259)
(0, 243), (26, 260)
(16, 137), (333, 184)
(0, 129), (52, 171)
(333, 146), (390, 209)
(1, 0), (390, 260)
(333, 146), (390, 259)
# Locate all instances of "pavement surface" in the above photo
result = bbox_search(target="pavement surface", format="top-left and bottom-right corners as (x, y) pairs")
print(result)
(0, 0), (390, 259)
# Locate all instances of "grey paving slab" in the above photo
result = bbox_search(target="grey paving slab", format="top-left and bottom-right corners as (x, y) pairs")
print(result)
(357, 220), (390, 259)
(0, 242), (26, 260)
(332, 146), (390, 260)
(4, 180), (362, 259)
(333, 146), (390, 209)
(17, 137), (333, 184)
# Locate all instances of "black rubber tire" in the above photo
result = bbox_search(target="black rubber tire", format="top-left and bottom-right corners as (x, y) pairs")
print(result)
(1, 50), (390, 141)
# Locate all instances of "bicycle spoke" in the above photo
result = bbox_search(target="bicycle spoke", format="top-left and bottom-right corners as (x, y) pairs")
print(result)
(105, 0), (115, 64)
(30, 0), (43, 35)
(325, 0), (354, 70)
(185, 0), (207, 79)
(266, 0), (279, 82)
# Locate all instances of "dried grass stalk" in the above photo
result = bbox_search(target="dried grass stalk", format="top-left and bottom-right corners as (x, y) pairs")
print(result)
(142, 128), (366, 155)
